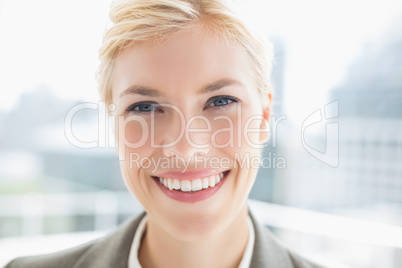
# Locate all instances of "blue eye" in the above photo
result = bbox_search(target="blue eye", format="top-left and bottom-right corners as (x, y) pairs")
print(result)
(205, 95), (239, 109)
(126, 102), (162, 113)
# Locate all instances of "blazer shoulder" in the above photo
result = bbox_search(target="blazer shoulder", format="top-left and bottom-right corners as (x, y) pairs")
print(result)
(287, 249), (326, 268)
(4, 212), (146, 268)
(249, 211), (326, 268)
(4, 240), (96, 268)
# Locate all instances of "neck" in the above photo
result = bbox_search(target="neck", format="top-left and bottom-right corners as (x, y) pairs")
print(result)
(139, 205), (250, 268)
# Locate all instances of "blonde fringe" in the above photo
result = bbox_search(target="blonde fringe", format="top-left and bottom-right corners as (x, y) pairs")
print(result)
(97, 0), (273, 107)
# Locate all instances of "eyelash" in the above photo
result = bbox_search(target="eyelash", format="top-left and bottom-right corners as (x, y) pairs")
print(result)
(126, 95), (239, 114)
(204, 95), (239, 110)
(126, 101), (162, 114)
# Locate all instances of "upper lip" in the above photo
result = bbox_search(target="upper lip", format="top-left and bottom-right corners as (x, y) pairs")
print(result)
(153, 169), (227, 180)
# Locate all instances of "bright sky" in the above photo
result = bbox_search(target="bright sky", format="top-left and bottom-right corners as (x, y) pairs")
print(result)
(248, 0), (402, 121)
(0, 0), (401, 121)
(0, 0), (111, 110)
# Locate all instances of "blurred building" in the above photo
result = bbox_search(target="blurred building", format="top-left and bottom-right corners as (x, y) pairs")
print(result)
(265, 21), (402, 268)
(329, 22), (402, 209)
(272, 19), (402, 218)
(0, 85), (125, 193)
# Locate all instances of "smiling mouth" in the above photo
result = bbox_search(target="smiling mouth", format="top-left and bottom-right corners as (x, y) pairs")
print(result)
(152, 170), (230, 192)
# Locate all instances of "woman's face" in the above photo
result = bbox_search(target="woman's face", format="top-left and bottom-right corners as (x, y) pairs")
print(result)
(112, 28), (270, 240)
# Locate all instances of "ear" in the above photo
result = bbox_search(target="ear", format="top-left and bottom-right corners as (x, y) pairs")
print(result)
(259, 92), (272, 143)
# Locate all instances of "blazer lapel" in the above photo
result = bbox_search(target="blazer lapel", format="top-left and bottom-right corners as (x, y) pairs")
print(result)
(73, 212), (146, 268)
(249, 212), (294, 268)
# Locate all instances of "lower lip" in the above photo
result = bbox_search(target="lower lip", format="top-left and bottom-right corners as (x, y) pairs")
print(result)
(153, 173), (228, 203)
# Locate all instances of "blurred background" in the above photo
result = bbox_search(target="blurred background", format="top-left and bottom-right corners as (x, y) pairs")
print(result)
(1, 0), (402, 267)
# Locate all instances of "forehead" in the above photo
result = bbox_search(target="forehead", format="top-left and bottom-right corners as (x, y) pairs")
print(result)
(112, 28), (255, 99)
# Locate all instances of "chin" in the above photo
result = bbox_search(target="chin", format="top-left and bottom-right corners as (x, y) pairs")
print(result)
(165, 212), (227, 242)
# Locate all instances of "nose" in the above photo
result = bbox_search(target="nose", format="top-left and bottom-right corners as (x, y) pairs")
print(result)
(162, 111), (210, 158)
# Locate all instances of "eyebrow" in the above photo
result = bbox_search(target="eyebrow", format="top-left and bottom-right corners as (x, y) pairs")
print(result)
(119, 78), (244, 98)
(198, 78), (244, 94)
(119, 85), (163, 98)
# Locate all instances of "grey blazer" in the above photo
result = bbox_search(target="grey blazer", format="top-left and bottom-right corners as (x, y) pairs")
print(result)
(5, 212), (325, 268)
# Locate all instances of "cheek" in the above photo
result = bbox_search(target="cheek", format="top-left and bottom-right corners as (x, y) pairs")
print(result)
(243, 117), (263, 145)
(116, 116), (153, 160)
(125, 120), (146, 143)
(208, 107), (243, 150)
(210, 109), (262, 156)
(210, 117), (237, 149)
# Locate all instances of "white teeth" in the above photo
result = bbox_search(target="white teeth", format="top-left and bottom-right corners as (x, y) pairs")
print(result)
(168, 178), (173, 190)
(202, 177), (209, 189)
(191, 179), (202, 191)
(157, 172), (226, 191)
(215, 175), (220, 184)
(208, 176), (215, 187)
(181, 180), (192, 192)
(173, 179), (181, 190)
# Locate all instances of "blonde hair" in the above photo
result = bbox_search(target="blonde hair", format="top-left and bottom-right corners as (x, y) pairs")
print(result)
(97, 0), (273, 107)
